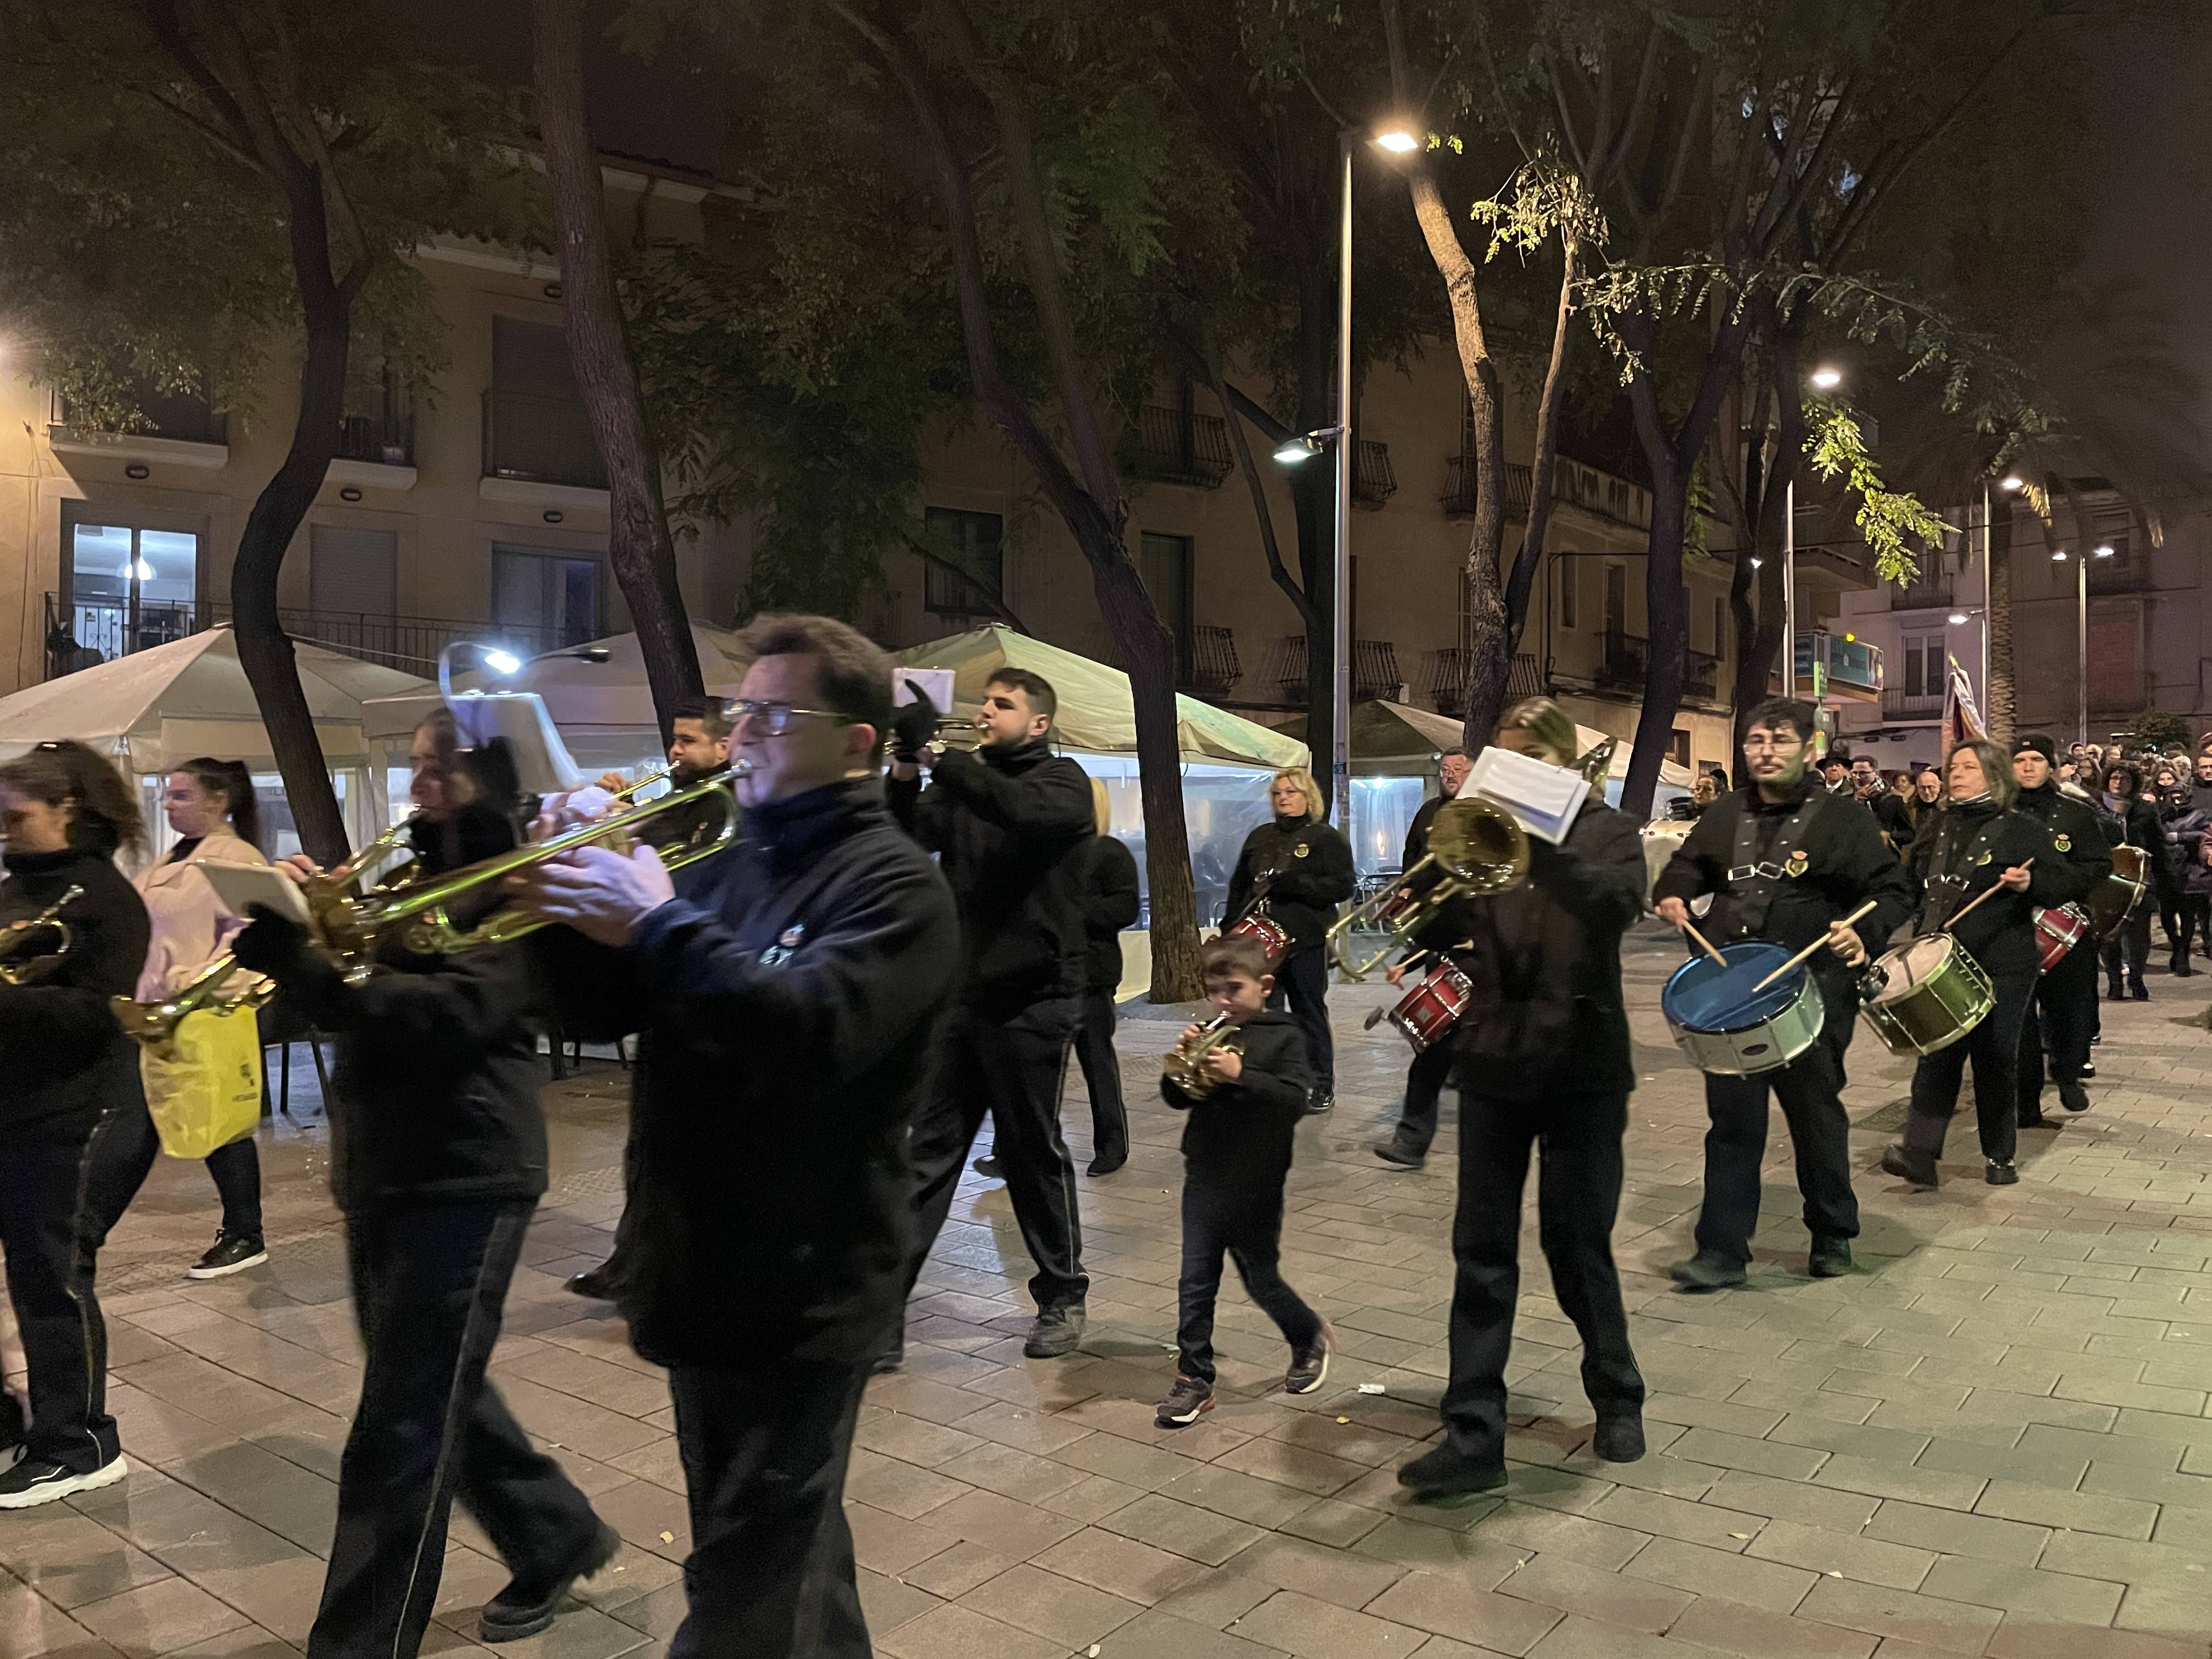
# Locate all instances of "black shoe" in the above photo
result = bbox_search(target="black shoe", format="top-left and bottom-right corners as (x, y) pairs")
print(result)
(2080, 1060), (2097, 1076)
(1808, 1237), (1853, 1278)
(1986, 1159), (2019, 1186)
(2018, 1113), (2056, 1131)
(481, 1521), (620, 1643)
(1881, 1142), (1939, 1188)
(1398, 1444), (1508, 1499)
(2132, 981), (2151, 1001)
(1285, 1324), (1334, 1395)
(1155, 1376), (1214, 1427)
(972, 1155), (1002, 1178)
(2059, 1079), (2091, 1114)
(1373, 1139), (1426, 1170)
(0, 1453), (128, 1510)
(871, 1338), (905, 1376)
(1668, 1251), (1747, 1291)
(1086, 1149), (1126, 1176)
(186, 1232), (268, 1280)
(1305, 1091), (1335, 1116)
(2173, 952), (2193, 977)
(1592, 1414), (1645, 1464)
(565, 1263), (622, 1301)
(1023, 1304), (1086, 1359)
(2107, 979), (2126, 1001)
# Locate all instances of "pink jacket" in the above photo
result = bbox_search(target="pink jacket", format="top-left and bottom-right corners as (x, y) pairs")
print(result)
(130, 829), (269, 1001)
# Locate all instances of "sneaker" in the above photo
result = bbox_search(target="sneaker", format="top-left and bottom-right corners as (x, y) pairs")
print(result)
(2080, 1060), (2098, 1077)
(186, 1232), (268, 1280)
(2058, 1079), (2091, 1114)
(1155, 1376), (1215, 1427)
(0, 1446), (22, 1478)
(0, 1454), (128, 1510)
(1592, 1414), (1645, 1464)
(566, 1262), (622, 1300)
(1023, 1304), (1086, 1359)
(481, 1520), (620, 1642)
(1668, 1251), (1747, 1292)
(1284, 1325), (1333, 1395)
(1808, 1237), (1853, 1278)
(1305, 1091), (1335, 1116)
(1397, 1443), (1507, 1499)
(972, 1155), (1002, 1179)
(1986, 1159), (2019, 1186)
(1880, 1142), (1939, 1188)
(1373, 1139), (1425, 1170)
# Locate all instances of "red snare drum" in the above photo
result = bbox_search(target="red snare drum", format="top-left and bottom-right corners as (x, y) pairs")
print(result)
(2033, 902), (2092, 974)
(1226, 913), (1291, 964)
(1387, 962), (1473, 1053)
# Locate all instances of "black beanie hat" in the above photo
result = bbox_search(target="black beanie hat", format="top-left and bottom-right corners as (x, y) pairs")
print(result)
(2013, 733), (2057, 765)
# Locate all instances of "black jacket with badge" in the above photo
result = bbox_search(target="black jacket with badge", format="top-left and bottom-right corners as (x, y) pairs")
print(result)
(1161, 1009), (1312, 1172)
(0, 845), (150, 1143)
(1079, 833), (1141, 992)
(2013, 779), (2114, 902)
(1226, 815), (1356, 952)
(1655, 782), (1915, 1022)
(888, 738), (1092, 1016)
(544, 778), (958, 1369)
(1451, 801), (1646, 1101)
(1399, 792), (1482, 958)
(1914, 797), (2089, 977)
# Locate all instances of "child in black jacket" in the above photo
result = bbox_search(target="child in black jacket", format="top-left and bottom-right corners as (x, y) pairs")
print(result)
(1155, 934), (1331, 1426)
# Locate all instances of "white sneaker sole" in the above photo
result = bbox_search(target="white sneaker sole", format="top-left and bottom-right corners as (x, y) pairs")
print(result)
(1285, 1349), (1331, 1395)
(187, 1249), (269, 1280)
(0, 1454), (128, 1510)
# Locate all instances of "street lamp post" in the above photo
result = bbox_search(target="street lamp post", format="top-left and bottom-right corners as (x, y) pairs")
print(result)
(1784, 366), (1844, 704)
(2052, 543), (2113, 747)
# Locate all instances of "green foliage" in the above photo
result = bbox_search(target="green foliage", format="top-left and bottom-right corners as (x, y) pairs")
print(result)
(1802, 399), (1954, 585)
(2120, 710), (2196, 753)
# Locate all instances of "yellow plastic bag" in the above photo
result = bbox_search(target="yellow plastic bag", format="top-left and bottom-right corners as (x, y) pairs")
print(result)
(141, 1008), (264, 1161)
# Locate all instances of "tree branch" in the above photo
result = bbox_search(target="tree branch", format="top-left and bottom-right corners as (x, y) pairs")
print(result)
(902, 537), (1031, 634)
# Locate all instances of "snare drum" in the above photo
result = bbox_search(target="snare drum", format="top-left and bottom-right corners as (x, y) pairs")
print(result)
(2088, 844), (2149, 940)
(1859, 934), (1994, 1057)
(1661, 941), (1826, 1076)
(1387, 962), (1473, 1054)
(2032, 902), (2092, 973)
(1226, 912), (1291, 964)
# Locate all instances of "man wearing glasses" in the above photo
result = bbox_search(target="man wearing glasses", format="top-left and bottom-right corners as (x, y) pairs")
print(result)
(514, 614), (957, 1658)
(1654, 698), (1912, 1289)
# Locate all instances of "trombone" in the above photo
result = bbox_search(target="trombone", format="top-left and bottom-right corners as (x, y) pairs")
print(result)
(112, 952), (274, 1049)
(1325, 799), (1529, 979)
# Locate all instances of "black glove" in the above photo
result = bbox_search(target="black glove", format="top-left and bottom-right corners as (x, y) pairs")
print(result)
(231, 906), (311, 976)
(891, 682), (940, 762)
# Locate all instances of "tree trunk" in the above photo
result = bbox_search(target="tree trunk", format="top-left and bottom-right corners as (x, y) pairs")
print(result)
(1986, 501), (2016, 743)
(1627, 467), (1691, 812)
(530, 0), (701, 734)
(1505, 235), (1578, 653)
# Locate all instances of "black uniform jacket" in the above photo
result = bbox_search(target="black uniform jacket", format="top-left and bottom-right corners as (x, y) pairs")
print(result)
(1079, 834), (1141, 994)
(1655, 783), (1915, 1024)
(0, 845), (149, 1143)
(2014, 780), (2114, 900)
(1226, 816), (1356, 952)
(1451, 802), (1646, 1102)
(889, 739), (1091, 1017)
(550, 778), (958, 1369)
(1400, 792), (1485, 960)
(2098, 793), (2172, 893)
(1915, 797), (2090, 977)
(1161, 1009), (1312, 1170)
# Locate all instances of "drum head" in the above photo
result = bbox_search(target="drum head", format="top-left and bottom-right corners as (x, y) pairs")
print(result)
(1664, 943), (1804, 1034)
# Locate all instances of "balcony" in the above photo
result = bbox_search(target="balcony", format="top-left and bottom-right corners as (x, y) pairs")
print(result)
(1592, 630), (1720, 703)
(1123, 405), (1233, 488)
(338, 407), (416, 469)
(1178, 624), (1242, 697)
(48, 386), (229, 468)
(1270, 635), (1404, 703)
(2087, 553), (2149, 596)
(1882, 689), (1945, 721)
(1427, 647), (1547, 714)
(481, 388), (607, 492)
(1441, 456), (1651, 531)
(1353, 440), (1396, 508)
(1891, 572), (1954, 610)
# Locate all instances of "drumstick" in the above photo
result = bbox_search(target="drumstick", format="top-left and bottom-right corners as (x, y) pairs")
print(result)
(1674, 916), (1729, 967)
(1748, 899), (1881, 994)
(1943, 856), (2034, 932)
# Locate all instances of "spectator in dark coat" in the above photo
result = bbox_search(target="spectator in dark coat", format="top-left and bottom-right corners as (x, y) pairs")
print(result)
(2097, 764), (2168, 999)
(1071, 830), (1139, 1173)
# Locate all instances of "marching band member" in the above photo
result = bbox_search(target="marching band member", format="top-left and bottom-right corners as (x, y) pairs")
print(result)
(517, 615), (956, 1657)
(2096, 762), (2166, 1001)
(1375, 746), (1473, 1169)
(2010, 735), (2113, 1125)
(1656, 698), (1912, 1288)
(1880, 739), (2087, 1189)
(1224, 768), (1354, 1113)
(233, 712), (611, 1655)
(1397, 699), (1648, 1500)
(887, 668), (1096, 1361)
(1070, 827), (1139, 1175)
(0, 742), (151, 1509)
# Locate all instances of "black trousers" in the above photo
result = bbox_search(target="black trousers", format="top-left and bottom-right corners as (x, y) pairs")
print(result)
(2102, 906), (2154, 989)
(667, 1359), (873, 1659)
(1392, 1040), (1456, 1156)
(1440, 1090), (1643, 1470)
(1905, 966), (2036, 1166)
(2187, 895), (2212, 956)
(2018, 939), (2098, 1115)
(0, 1096), (156, 1471)
(1173, 1157), (1321, 1385)
(1694, 1018), (1859, 1266)
(307, 1200), (601, 1659)
(907, 1000), (1086, 1313)
(1266, 946), (1333, 1094)
(1069, 989), (1128, 1161)
(204, 1135), (263, 1239)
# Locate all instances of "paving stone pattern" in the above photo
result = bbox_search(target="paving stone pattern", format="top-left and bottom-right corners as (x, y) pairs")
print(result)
(7, 927), (2212, 1658)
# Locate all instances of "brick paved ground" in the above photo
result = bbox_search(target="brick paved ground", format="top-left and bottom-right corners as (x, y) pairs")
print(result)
(7, 924), (2212, 1659)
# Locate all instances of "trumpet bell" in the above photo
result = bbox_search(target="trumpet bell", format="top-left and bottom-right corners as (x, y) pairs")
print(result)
(1324, 798), (1528, 980)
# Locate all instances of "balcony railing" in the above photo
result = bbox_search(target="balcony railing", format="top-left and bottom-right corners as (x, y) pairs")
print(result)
(1882, 689), (1945, 720)
(49, 386), (228, 447)
(44, 592), (568, 682)
(1269, 635), (1403, 703)
(1353, 440), (1396, 507)
(1178, 624), (1241, 697)
(2087, 554), (2149, 596)
(1124, 405), (1233, 488)
(1592, 630), (1719, 702)
(1427, 647), (1547, 714)
(1441, 455), (1652, 530)
(481, 388), (607, 490)
(1892, 573), (1954, 609)
(338, 407), (416, 469)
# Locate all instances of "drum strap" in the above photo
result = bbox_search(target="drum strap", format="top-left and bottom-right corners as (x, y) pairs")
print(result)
(1921, 819), (2005, 931)
(1715, 793), (1826, 941)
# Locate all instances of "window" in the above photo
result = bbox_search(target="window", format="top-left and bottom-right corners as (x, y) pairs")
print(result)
(60, 506), (200, 663)
(1557, 557), (1578, 629)
(311, 527), (398, 620)
(1900, 630), (1945, 698)
(1140, 532), (1194, 674)
(1603, 562), (1626, 637)
(1713, 596), (1727, 654)
(483, 317), (605, 489)
(493, 544), (603, 649)
(1459, 385), (1476, 458)
(922, 506), (1004, 614)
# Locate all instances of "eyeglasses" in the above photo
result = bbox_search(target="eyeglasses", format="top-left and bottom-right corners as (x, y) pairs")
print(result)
(1741, 735), (1804, 752)
(723, 699), (852, 737)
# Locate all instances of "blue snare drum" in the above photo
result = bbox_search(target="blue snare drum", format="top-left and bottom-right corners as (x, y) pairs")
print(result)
(1661, 941), (1827, 1076)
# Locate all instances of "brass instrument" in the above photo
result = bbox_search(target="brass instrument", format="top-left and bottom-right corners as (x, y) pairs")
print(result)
(1325, 797), (1530, 979)
(112, 952), (275, 1049)
(1576, 736), (1617, 786)
(609, 764), (676, 802)
(1163, 1011), (1244, 1099)
(930, 719), (986, 752)
(331, 814), (420, 894)
(0, 884), (84, 986)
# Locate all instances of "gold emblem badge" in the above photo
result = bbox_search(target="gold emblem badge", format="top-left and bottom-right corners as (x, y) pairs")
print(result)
(1786, 849), (1809, 876)
(2054, 833), (2073, 853)
(1294, 843), (1310, 859)
(1976, 851), (1994, 866)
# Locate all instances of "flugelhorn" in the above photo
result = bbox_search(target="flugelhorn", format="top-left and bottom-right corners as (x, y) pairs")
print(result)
(1325, 798), (1530, 979)
(1163, 1011), (1244, 1099)
(0, 884), (83, 986)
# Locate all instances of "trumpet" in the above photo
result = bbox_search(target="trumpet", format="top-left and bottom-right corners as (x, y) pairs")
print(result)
(1326, 797), (1530, 979)
(609, 763), (676, 800)
(112, 953), (275, 1049)
(0, 884), (83, 986)
(331, 814), (419, 894)
(1163, 1011), (1244, 1099)
(930, 719), (986, 752)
